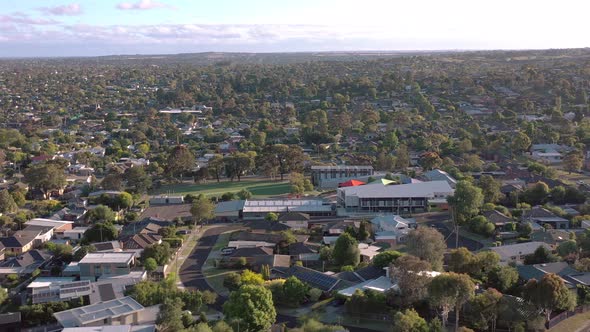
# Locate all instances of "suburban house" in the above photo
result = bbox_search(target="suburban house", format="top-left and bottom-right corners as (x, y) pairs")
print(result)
(529, 144), (571, 164)
(272, 266), (353, 292)
(53, 297), (146, 328)
(1, 234), (36, 254)
(0, 250), (52, 276)
(522, 206), (569, 229)
(27, 277), (92, 304)
(337, 180), (454, 214)
(278, 212), (310, 230)
(371, 215), (416, 246)
(310, 165), (374, 189)
(483, 210), (513, 228)
(63, 227), (90, 241)
(25, 219), (74, 238)
(78, 252), (135, 280)
(422, 169), (457, 188)
(489, 242), (552, 265)
(517, 262), (579, 289)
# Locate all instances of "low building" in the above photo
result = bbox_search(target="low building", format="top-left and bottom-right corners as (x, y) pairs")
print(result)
(53, 297), (146, 328)
(242, 199), (333, 220)
(522, 207), (569, 229)
(28, 278), (92, 304)
(422, 169), (457, 188)
(489, 242), (552, 265)
(63, 227), (90, 241)
(78, 252), (135, 280)
(278, 212), (310, 230)
(311, 165), (374, 189)
(61, 325), (156, 332)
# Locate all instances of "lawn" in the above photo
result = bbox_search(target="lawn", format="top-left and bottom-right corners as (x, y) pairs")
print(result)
(150, 179), (292, 198)
(548, 311), (590, 332)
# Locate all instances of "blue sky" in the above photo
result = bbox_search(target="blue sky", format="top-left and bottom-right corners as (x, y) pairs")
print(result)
(0, 0), (589, 57)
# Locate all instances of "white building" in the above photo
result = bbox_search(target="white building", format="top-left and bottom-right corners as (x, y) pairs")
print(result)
(337, 181), (453, 214)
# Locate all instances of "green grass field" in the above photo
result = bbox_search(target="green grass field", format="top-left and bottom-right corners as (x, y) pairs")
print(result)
(151, 179), (292, 198)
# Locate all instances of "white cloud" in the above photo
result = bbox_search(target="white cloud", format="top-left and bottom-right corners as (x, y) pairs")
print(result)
(38, 3), (83, 16)
(116, 0), (174, 11)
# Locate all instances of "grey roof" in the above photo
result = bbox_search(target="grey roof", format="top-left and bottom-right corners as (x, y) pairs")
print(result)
(243, 199), (332, 213)
(273, 266), (352, 291)
(340, 180), (453, 199)
(79, 252), (134, 265)
(244, 220), (291, 232)
(517, 262), (578, 281)
(311, 165), (373, 170)
(54, 296), (144, 328)
(61, 326), (156, 332)
(489, 241), (552, 259)
(215, 200), (246, 213)
(1, 250), (52, 268)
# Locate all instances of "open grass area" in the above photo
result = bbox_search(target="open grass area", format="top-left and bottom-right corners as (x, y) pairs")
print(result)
(151, 179), (292, 198)
(548, 311), (590, 332)
(554, 169), (590, 186)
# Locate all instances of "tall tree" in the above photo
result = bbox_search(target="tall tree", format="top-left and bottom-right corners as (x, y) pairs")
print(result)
(392, 309), (429, 332)
(157, 297), (185, 332)
(207, 155), (225, 182)
(464, 288), (502, 332)
(167, 145), (195, 180)
(478, 175), (503, 204)
(23, 163), (67, 199)
(389, 255), (433, 307)
(223, 285), (276, 332)
(190, 196), (215, 226)
(332, 233), (360, 267)
(259, 144), (305, 181)
(124, 166), (151, 193)
(0, 190), (17, 214)
(395, 144), (410, 170)
(406, 227), (447, 271)
(448, 180), (484, 248)
(563, 152), (583, 174)
(428, 272), (475, 330)
(523, 273), (576, 322)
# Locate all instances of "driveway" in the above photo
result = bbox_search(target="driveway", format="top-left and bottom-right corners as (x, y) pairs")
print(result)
(179, 225), (379, 331)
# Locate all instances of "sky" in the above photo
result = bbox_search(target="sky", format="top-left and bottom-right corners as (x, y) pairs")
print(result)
(0, 0), (589, 57)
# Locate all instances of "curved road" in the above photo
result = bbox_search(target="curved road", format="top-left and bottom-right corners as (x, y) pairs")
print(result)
(179, 226), (377, 332)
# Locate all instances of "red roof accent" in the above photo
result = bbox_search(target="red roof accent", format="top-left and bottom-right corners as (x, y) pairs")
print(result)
(338, 179), (366, 187)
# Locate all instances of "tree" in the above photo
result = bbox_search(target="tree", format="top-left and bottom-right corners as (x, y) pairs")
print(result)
(479, 175), (503, 204)
(563, 152), (583, 174)
(524, 245), (558, 265)
(23, 163), (66, 199)
(523, 273), (577, 321)
(332, 233), (360, 267)
(83, 222), (118, 243)
(372, 250), (402, 269)
(419, 152), (443, 171)
(283, 276), (308, 305)
(511, 132), (531, 155)
(488, 265), (518, 292)
(265, 212), (278, 222)
(223, 272), (242, 292)
(357, 220), (370, 241)
(291, 319), (345, 332)
(124, 166), (151, 193)
(101, 173), (123, 190)
(448, 180), (484, 224)
(157, 297), (185, 332)
(240, 270), (264, 286)
(11, 190), (26, 207)
(223, 285), (276, 332)
(389, 255), (433, 307)
(523, 182), (549, 205)
(144, 257), (158, 274)
(428, 272), (475, 330)
(406, 227), (446, 271)
(224, 152), (255, 182)
(448, 180), (484, 247)
(212, 321), (234, 332)
(464, 288), (502, 332)
(557, 240), (578, 258)
(392, 309), (429, 332)
(0, 189), (17, 213)
(208, 155), (225, 182)
(86, 205), (116, 223)
(259, 144), (306, 181)
(190, 196), (215, 226)
(116, 192), (134, 209)
(290, 172), (312, 194)
(167, 145), (195, 180)
(395, 144), (410, 170)
(237, 189), (252, 200)
(142, 242), (173, 265)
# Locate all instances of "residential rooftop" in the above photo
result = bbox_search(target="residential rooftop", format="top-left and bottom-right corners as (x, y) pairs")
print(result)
(79, 252), (134, 265)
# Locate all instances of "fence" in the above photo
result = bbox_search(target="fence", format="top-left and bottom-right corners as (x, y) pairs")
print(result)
(546, 304), (590, 329)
